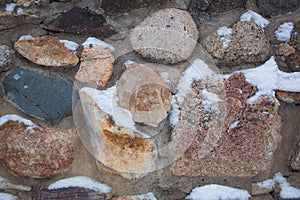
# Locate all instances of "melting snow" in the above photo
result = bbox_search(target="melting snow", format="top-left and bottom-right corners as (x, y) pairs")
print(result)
(217, 26), (232, 49)
(257, 179), (276, 189)
(5, 3), (16, 12)
(274, 173), (300, 199)
(0, 192), (17, 200)
(169, 96), (180, 127)
(0, 114), (41, 133)
(202, 89), (222, 111)
(229, 121), (240, 130)
(136, 192), (157, 200)
(82, 37), (115, 51)
(123, 60), (136, 68)
(17, 8), (23, 14)
(240, 10), (270, 29)
(18, 35), (35, 41)
(59, 40), (79, 53)
(186, 184), (251, 200)
(159, 72), (170, 83)
(47, 176), (111, 193)
(275, 22), (294, 42)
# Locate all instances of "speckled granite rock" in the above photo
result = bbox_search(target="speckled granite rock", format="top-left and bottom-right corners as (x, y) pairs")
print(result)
(117, 64), (172, 127)
(130, 8), (198, 64)
(2, 67), (73, 122)
(0, 115), (75, 178)
(203, 20), (270, 67)
(43, 7), (116, 38)
(75, 47), (114, 88)
(171, 73), (281, 177)
(0, 13), (40, 31)
(188, 0), (247, 14)
(257, 0), (300, 17)
(14, 35), (79, 67)
(0, 45), (14, 72)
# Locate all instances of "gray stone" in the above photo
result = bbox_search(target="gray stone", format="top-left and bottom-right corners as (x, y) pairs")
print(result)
(0, 45), (13, 72)
(291, 144), (300, 171)
(130, 8), (198, 64)
(2, 67), (73, 123)
(257, 0), (300, 17)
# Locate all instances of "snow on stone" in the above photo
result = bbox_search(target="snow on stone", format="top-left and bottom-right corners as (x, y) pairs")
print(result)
(0, 114), (42, 133)
(229, 121), (240, 130)
(123, 60), (136, 68)
(47, 176), (111, 193)
(13, 74), (20, 80)
(0, 192), (17, 200)
(160, 72), (170, 83)
(17, 8), (24, 14)
(186, 184), (251, 200)
(18, 35), (35, 41)
(275, 22), (294, 42)
(5, 3), (16, 12)
(257, 179), (276, 190)
(59, 40), (79, 53)
(82, 37), (115, 51)
(136, 192), (157, 200)
(240, 10), (270, 29)
(169, 96), (180, 127)
(217, 26), (232, 49)
(274, 173), (300, 199)
(239, 56), (300, 103)
(0, 176), (7, 182)
(201, 89), (222, 111)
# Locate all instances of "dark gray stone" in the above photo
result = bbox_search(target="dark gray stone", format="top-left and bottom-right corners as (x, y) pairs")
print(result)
(257, 0), (300, 17)
(2, 67), (73, 123)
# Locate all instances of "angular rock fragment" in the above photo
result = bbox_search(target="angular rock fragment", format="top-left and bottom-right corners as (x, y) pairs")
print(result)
(0, 114), (74, 178)
(0, 13), (40, 31)
(14, 35), (79, 67)
(102, 0), (153, 16)
(0, 45), (14, 72)
(75, 38), (115, 88)
(117, 64), (172, 127)
(2, 67), (73, 122)
(130, 8), (198, 64)
(43, 7), (116, 38)
(251, 180), (275, 195)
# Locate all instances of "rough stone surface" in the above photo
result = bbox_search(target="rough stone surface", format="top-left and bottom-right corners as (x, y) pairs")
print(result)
(188, 0), (247, 14)
(117, 64), (172, 127)
(43, 7), (116, 38)
(113, 192), (157, 200)
(251, 182), (274, 195)
(0, 13), (41, 31)
(275, 90), (300, 104)
(203, 20), (270, 67)
(14, 35), (79, 67)
(40, 187), (107, 200)
(251, 194), (274, 200)
(130, 8), (198, 64)
(0, 45), (14, 72)
(257, 0), (300, 17)
(75, 47), (114, 88)
(0, 119), (75, 178)
(14, 0), (49, 7)
(171, 73), (281, 176)
(291, 144), (300, 171)
(2, 67), (73, 122)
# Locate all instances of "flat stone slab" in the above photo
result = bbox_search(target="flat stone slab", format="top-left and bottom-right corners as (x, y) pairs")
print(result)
(101, 0), (152, 16)
(0, 12), (40, 31)
(2, 67), (73, 122)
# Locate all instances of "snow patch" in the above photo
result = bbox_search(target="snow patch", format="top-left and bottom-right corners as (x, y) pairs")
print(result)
(0, 192), (17, 200)
(82, 37), (115, 51)
(136, 192), (157, 200)
(48, 176), (111, 193)
(201, 89), (221, 111)
(59, 40), (79, 53)
(217, 26), (232, 49)
(274, 173), (300, 199)
(0, 114), (41, 133)
(229, 121), (240, 130)
(275, 22), (294, 42)
(123, 60), (136, 68)
(240, 10), (270, 29)
(13, 74), (20, 80)
(18, 35), (35, 41)
(186, 184), (251, 200)
(169, 96), (180, 127)
(5, 3), (16, 12)
(257, 179), (276, 190)
(17, 8), (24, 14)
(160, 72), (170, 83)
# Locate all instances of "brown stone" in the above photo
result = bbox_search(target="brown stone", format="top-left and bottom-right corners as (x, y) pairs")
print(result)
(0, 13), (40, 31)
(0, 117), (75, 178)
(117, 64), (172, 127)
(130, 8), (198, 64)
(170, 73), (281, 177)
(14, 35), (79, 67)
(291, 144), (300, 171)
(113, 192), (157, 200)
(43, 7), (116, 38)
(275, 43), (295, 57)
(275, 90), (300, 104)
(203, 20), (270, 67)
(75, 47), (114, 88)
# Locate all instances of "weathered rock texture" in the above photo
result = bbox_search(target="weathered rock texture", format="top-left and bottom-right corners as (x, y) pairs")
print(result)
(257, 0), (300, 17)
(0, 13), (41, 31)
(14, 35), (79, 67)
(0, 45), (13, 72)
(171, 73), (281, 176)
(43, 7), (116, 38)
(203, 20), (270, 67)
(0, 120), (75, 178)
(2, 67), (73, 122)
(130, 8), (198, 64)
(291, 144), (300, 171)
(75, 47), (114, 88)
(117, 64), (172, 127)
(188, 0), (247, 14)
(113, 192), (157, 200)
(275, 90), (300, 104)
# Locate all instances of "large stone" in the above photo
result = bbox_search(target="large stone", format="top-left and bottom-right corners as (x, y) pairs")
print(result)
(257, 0), (300, 17)
(0, 13), (40, 31)
(0, 45), (14, 72)
(117, 64), (172, 127)
(75, 47), (114, 88)
(2, 67), (73, 122)
(170, 73), (281, 176)
(130, 8), (198, 64)
(14, 35), (79, 67)
(188, 0), (247, 14)
(0, 115), (75, 178)
(203, 20), (270, 67)
(42, 7), (116, 38)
